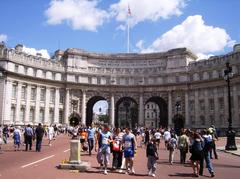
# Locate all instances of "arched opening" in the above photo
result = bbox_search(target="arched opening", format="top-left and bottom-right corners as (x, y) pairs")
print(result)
(145, 96), (168, 129)
(86, 96), (108, 127)
(173, 114), (185, 136)
(115, 97), (138, 129)
(69, 112), (81, 127)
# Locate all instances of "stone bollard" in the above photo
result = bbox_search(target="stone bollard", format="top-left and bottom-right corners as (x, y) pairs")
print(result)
(58, 139), (90, 171)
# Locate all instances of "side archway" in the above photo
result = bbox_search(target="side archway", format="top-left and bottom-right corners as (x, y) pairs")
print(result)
(145, 96), (168, 128)
(115, 97), (138, 129)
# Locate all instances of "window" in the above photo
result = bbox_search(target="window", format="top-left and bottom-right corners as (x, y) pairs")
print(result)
(31, 87), (36, 100)
(21, 86), (26, 100)
(218, 97), (224, 110)
(189, 100), (194, 111)
(190, 116), (195, 125)
(209, 99), (214, 111)
(12, 84), (17, 99)
(11, 106), (16, 122)
(40, 88), (45, 102)
(209, 115), (215, 125)
(219, 114), (224, 125)
(200, 115), (205, 125)
(20, 106), (25, 122)
(49, 109), (54, 124)
(50, 89), (55, 103)
(39, 108), (44, 123)
(24, 67), (27, 75)
(59, 91), (64, 104)
(59, 110), (63, 124)
(238, 96), (240, 109)
(29, 108), (35, 122)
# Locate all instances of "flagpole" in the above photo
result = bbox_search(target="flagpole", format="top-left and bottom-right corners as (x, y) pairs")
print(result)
(127, 17), (130, 53)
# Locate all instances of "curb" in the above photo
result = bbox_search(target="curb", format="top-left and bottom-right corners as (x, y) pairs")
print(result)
(217, 149), (240, 157)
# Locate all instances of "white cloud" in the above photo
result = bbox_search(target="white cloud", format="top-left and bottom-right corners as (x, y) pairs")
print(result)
(139, 15), (235, 58)
(45, 0), (109, 31)
(0, 34), (7, 42)
(22, 46), (50, 59)
(110, 0), (187, 27)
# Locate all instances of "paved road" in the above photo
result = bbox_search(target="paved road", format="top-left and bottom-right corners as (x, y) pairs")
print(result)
(0, 135), (240, 179)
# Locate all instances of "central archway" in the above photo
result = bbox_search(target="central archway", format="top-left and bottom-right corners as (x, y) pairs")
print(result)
(86, 96), (108, 126)
(115, 97), (138, 129)
(145, 96), (168, 128)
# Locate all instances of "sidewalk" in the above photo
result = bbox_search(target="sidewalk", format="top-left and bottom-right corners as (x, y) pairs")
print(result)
(217, 145), (240, 156)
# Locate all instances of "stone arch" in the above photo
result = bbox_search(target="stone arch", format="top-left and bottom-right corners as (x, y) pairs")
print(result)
(115, 96), (138, 129)
(86, 96), (108, 126)
(145, 96), (168, 128)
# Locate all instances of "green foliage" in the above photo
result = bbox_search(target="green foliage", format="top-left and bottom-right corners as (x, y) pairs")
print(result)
(98, 114), (109, 123)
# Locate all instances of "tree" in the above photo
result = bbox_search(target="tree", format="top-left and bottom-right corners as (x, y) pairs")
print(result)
(98, 114), (109, 124)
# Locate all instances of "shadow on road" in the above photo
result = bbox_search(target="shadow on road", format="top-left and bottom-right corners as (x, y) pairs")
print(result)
(213, 163), (240, 169)
(169, 173), (197, 177)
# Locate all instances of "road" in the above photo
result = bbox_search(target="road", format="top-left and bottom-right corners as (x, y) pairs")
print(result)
(0, 135), (240, 179)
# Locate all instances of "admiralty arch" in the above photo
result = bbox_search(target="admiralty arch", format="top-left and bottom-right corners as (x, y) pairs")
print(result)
(0, 43), (240, 134)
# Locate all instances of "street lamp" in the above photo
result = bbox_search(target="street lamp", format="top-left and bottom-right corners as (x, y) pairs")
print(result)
(153, 108), (158, 128)
(224, 62), (237, 151)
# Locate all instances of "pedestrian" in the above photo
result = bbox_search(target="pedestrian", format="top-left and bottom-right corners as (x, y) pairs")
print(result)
(35, 123), (45, 152)
(2, 125), (9, 144)
(79, 128), (88, 152)
(200, 130), (215, 177)
(145, 128), (150, 146)
(112, 128), (124, 172)
(96, 124), (112, 175)
(154, 129), (161, 150)
(122, 127), (137, 175)
(209, 125), (218, 159)
(178, 129), (189, 164)
(146, 138), (159, 177)
(13, 126), (21, 151)
(48, 125), (54, 146)
(189, 132), (204, 177)
(167, 133), (177, 165)
(163, 128), (171, 149)
(87, 125), (96, 155)
(0, 125), (3, 153)
(24, 124), (34, 151)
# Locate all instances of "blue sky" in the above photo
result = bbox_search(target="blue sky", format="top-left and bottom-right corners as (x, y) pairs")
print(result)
(0, 0), (239, 59)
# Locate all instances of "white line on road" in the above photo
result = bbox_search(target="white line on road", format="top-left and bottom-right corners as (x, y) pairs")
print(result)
(63, 149), (70, 153)
(21, 155), (55, 168)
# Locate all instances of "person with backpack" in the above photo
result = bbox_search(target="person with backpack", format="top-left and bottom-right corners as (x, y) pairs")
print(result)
(35, 123), (45, 152)
(167, 133), (177, 165)
(200, 130), (215, 177)
(24, 124), (34, 151)
(189, 132), (204, 177)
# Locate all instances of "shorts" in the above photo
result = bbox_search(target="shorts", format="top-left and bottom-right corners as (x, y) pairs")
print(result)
(124, 149), (134, 158)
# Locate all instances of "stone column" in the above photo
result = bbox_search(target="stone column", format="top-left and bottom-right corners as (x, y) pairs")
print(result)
(15, 82), (22, 124)
(184, 90), (189, 127)
(64, 88), (70, 125)
(204, 89), (210, 126)
(44, 87), (50, 125)
(168, 91), (173, 127)
(213, 88), (219, 126)
(110, 94), (115, 127)
(34, 85), (40, 125)
(138, 94), (144, 126)
(25, 84), (31, 124)
(233, 85), (238, 125)
(4, 80), (12, 124)
(194, 90), (199, 125)
(81, 90), (86, 126)
(54, 88), (60, 124)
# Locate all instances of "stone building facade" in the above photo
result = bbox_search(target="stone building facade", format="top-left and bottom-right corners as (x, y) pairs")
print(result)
(0, 43), (240, 134)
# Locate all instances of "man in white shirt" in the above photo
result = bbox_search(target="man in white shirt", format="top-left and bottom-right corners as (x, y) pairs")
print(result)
(163, 129), (171, 149)
(48, 125), (54, 146)
(154, 130), (161, 149)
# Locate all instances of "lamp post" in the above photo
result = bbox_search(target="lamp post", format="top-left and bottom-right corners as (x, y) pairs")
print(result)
(153, 108), (157, 128)
(175, 97), (181, 135)
(224, 62), (237, 150)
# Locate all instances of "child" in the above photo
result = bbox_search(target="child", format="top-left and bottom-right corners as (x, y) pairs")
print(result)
(146, 138), (159, 177)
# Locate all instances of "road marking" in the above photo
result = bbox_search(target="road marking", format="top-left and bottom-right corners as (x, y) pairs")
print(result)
(63, 149), (70, 153)
(21, 155), (55, 168)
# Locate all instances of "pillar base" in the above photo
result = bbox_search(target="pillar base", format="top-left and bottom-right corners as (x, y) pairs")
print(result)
(225, 129), (237, 151)
(58, 161), (91, 171)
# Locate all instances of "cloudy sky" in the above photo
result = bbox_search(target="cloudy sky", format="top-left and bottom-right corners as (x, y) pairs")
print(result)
(0, 0), (239, 60)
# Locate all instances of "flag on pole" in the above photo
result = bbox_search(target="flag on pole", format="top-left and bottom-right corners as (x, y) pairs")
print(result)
(128, 5), (131, 16)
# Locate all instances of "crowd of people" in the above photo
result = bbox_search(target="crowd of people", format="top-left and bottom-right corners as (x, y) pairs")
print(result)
(0, 123), (219, 178)
(69, 124), (218, 177)
(0, 123), (61, 152)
